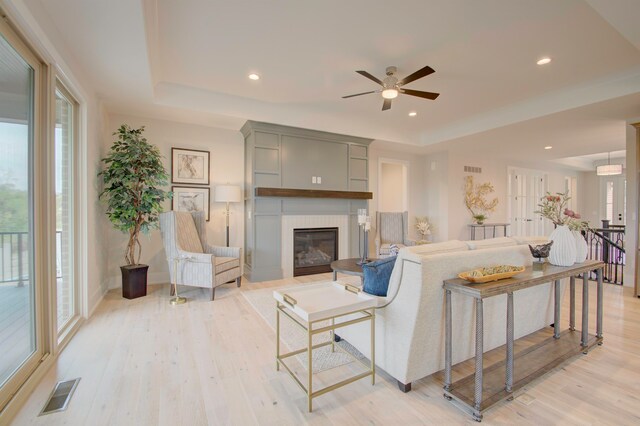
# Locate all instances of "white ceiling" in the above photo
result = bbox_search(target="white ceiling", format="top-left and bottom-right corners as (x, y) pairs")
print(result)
(555, 150), (626, 171)
(423, 91), (640, 168)
(19, 0), (640, 154)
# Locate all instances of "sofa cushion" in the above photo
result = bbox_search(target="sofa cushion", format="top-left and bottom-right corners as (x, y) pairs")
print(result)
(215, 256), (240, 274)
(363, 256), (397, 297)
(175, 212), (204, 253)
(405, 240), (469, 257)
(510, 235), (551, 246)
(466, 237), (517, 250)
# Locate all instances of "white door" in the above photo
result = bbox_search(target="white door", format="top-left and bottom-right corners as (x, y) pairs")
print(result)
(600, 176), (626, 226)
(378, 159), (408, 211)
(508, 170), (547, 236)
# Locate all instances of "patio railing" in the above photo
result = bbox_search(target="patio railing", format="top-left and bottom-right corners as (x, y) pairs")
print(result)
(0, 231), (62, 284)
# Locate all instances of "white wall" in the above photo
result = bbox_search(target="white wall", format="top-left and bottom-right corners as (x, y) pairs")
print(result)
(424, 151), (449, 241)
(419, 142), (580, 242)
(379, 162), (405, 211)
(103, 114), (244, 288)
(446, 153), (509, 240)
(578, 171), (603, 227)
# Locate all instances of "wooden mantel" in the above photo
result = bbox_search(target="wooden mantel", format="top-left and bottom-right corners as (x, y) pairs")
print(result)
(255, 187), (373, 200)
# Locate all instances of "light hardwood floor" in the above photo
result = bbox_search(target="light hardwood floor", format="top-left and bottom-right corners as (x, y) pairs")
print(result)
(9, 273), (640, 425)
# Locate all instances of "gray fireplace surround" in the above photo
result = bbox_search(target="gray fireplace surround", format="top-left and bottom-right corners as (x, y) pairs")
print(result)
(241, 121), (373, 282)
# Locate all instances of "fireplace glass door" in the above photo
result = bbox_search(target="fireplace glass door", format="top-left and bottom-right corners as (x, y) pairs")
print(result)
(293, 228), (338, 276)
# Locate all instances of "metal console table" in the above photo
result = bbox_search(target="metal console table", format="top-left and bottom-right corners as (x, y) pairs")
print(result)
(468, 223), (510, 240)
(442, 260), (604, 422)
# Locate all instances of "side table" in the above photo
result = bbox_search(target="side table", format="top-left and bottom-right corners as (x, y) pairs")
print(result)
(273, 282), (377, 412)
(330, 258), (378, 282)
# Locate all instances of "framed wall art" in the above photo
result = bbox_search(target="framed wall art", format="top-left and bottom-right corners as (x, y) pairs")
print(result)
(171, 148), (210, 185)
(172, 186), (211, 221)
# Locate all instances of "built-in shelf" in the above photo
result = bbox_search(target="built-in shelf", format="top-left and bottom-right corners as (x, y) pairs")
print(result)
(255, 187), (373, 200)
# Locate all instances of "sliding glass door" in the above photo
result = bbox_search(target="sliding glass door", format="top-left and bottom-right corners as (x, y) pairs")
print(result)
(0, 22), (44, 411)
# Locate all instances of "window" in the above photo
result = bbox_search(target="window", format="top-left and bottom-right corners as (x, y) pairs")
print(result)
(55, 83), (77, 333)
(605, 181), (614, 222)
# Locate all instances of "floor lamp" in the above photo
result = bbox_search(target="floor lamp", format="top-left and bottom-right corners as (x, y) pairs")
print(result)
(215, 184), (242, 247)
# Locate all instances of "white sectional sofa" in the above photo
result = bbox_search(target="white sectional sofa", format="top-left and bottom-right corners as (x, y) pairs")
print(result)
(336, 236), (555, 392)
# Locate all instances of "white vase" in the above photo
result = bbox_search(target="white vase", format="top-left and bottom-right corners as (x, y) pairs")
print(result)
(573, 230), (588, 263)
(548, 225), (576, 267)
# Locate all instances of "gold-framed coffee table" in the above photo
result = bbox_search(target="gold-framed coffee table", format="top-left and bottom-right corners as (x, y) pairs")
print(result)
(273, 281), (377, 412)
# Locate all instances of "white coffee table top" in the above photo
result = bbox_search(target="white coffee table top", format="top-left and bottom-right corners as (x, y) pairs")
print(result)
(273, 282), (377, 322)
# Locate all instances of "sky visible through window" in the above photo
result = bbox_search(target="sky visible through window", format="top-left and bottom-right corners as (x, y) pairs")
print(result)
(0, 122), (28, 190)
(0, 122), (62, 193)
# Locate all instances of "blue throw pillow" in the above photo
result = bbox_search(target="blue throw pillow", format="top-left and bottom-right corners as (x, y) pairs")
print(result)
(362, 256), (397, 297)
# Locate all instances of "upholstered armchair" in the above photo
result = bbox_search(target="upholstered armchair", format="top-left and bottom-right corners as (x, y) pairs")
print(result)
(159, 211), (242, 301)
(374, 211), (415, 257)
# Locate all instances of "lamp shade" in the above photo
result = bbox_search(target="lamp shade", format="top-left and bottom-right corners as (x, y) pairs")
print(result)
(214, 185), (242, 203)
(596, 164), (623, 176)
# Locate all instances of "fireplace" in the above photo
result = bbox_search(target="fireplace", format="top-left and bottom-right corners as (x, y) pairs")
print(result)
(293, 228), (338, 276)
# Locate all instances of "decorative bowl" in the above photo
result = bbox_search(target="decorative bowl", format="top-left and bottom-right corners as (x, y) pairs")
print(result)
(458, 265), (525, 283)
(528, 241), (553, 259)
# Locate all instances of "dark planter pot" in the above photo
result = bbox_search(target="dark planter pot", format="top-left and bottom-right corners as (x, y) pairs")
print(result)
(120, 264), (149, 299)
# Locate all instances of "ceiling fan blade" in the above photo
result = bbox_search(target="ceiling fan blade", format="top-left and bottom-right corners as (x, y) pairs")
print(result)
(382, 98), (392, 111)
(400, 88), (440, 100)
(356, 70), (383, 85)
(397, 65), (435, 86)
(342, 90), (377, 99)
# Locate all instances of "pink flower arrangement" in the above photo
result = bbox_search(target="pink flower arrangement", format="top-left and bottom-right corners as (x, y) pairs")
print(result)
(563, 209), (581, 220)
(536, 191), (588, 230)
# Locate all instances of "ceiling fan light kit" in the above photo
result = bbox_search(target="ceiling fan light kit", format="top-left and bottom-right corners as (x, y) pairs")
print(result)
(343, 65), (440, 111)
(382, 89), (398, 99)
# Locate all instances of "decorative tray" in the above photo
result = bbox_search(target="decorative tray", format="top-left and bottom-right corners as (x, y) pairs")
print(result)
(458, 265), (525, 283)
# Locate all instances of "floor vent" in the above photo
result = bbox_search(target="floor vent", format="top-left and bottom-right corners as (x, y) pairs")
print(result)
(39, 378), (80, 416)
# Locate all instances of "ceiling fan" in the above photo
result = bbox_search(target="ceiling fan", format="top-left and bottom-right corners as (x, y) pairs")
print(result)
(342, 65), (440, 111)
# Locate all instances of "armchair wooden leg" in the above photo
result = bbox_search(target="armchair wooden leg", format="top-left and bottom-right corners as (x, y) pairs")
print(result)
(397, 381), (412, 393)
(210, 287), (216, 301)
(170, 285), (175, 296)
(236, 277), (242, 288)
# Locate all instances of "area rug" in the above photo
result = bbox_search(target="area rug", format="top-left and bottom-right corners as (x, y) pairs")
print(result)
(242, 279), (365, 373)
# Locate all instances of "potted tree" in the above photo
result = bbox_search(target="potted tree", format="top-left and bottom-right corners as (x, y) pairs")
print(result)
(99, 124), (171, 299)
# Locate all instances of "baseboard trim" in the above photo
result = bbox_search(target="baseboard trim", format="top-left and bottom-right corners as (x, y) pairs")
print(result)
(0, 354), (54, 424)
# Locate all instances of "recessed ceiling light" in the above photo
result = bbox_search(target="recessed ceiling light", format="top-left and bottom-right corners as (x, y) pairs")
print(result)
(248, 73), (260, 80)
(544, 146), (552, 150)
(537, 57), (551, 65)
(408, 111), (417, 117)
